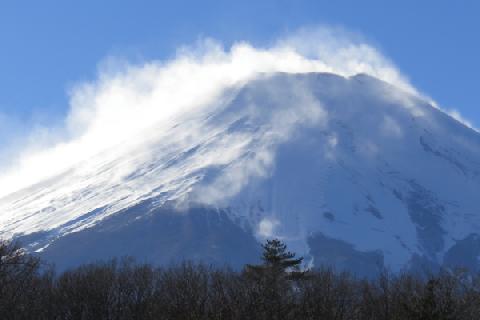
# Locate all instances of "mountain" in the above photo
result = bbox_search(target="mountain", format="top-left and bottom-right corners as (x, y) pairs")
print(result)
(1, 72), (480, 276)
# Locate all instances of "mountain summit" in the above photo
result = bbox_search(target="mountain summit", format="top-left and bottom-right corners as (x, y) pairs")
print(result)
(1, 72), (480, 275)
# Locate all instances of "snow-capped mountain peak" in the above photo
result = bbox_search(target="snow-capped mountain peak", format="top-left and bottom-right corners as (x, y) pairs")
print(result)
(1, 72), (480, 275)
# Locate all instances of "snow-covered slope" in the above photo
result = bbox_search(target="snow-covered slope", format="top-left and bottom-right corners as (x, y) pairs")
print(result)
(1, 72), (480, 274)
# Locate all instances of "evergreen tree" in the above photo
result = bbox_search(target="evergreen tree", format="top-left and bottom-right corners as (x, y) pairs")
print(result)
(245, 238), (305, 280)
(244, 239), (306, 319)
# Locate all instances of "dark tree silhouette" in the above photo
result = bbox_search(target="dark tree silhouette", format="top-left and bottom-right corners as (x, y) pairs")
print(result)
(243, 239), (307, 319)
(245, 238), (305, 280)
(0, 240), (46, 319)
(0, 238), (480, 319)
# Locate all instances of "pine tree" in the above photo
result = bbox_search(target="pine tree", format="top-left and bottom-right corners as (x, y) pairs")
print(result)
(244, 239), (306, 319)
(245, 239), (305, 280)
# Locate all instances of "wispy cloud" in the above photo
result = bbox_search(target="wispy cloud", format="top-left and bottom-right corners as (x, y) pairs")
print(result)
(258, 217), (280, 238)
(445, 108), (479, 131)
(0, 26), (468, 200)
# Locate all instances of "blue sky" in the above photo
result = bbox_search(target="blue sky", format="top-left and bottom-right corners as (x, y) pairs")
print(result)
(1, 0), (479, 132)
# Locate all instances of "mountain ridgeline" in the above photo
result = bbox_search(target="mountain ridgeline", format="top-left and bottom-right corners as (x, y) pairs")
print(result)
(1, 72), (480, 276)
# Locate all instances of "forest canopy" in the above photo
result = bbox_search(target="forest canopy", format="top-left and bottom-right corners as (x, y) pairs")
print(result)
(1, 239), (479, 320)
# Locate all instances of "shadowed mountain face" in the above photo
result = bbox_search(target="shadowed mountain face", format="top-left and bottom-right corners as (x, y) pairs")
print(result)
(35, 204), (261, 271)
(2, 72), (480, 276)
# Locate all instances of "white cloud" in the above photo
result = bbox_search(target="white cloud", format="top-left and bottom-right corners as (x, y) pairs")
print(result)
(258, 217), (280, 238)
(445, 108), (479, 132)
(381, 115), (403, 138)
(277, 27), (417, 95)
(0, 26), (470, 200)
(328, 134), (338, 147)
(189, 75), (328, 205)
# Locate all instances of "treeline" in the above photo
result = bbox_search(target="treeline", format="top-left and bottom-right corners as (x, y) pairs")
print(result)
(1, 239), (480, 320)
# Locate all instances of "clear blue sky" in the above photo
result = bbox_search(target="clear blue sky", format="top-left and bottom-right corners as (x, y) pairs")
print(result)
(1, 1), (479, 129)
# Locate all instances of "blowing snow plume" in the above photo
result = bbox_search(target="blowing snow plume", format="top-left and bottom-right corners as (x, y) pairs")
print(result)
(0, 27), (419, 199)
